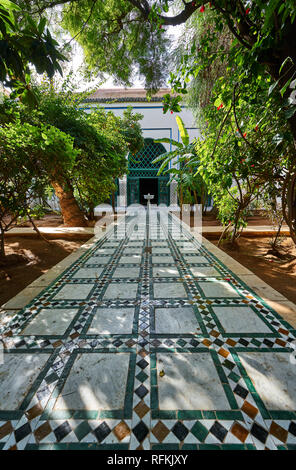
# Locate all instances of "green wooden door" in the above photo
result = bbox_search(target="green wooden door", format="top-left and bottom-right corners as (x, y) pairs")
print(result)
(158, 178), (169, 205)
(127, 178), (139, 205)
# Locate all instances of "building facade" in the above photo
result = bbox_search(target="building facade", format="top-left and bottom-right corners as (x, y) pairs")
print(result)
(81, 88), (201, 208)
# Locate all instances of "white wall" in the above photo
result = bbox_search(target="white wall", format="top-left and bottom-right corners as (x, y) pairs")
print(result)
(81, 101), (201, 208)
(81, 102), (200, 156)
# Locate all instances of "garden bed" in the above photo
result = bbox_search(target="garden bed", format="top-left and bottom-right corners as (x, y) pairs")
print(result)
(13, 211), (276, 228)
(205, 236), (296, 304)
(0, 236), (92, 306)
(173, 211), (276, 227)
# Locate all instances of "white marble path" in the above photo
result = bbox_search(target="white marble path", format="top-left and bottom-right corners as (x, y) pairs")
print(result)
(0, 209), (295, 450)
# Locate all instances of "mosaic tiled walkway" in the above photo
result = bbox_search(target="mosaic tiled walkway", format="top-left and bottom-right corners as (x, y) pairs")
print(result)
(0, 209), (296, 450)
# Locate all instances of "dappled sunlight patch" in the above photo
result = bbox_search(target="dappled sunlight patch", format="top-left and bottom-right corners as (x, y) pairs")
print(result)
(54, 353), (130, 412)
(21, 308), (79, 336)
(156, 352), (231, 411)
(199, 279), (240, 298)
(0, 353), (50, 410)
(238, 352), (296, 411)
(88, 308), (135, 335)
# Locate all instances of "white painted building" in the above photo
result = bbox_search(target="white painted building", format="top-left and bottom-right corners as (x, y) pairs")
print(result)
(81, 88), (201, 207)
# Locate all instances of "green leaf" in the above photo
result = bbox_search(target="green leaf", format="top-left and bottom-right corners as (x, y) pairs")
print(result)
(284, 106), (296, 119)
(280, 77), (293, 97)
(176, 116), (189, 146)
(0, 0), (20, 11)
(154, 137), (183, 149)
(279, 56), (293, 75)
(268, 79), (279, 96)
(38, 17), (47, 35)
(214, 97), (222, 107)
(263, 0), (281, 33)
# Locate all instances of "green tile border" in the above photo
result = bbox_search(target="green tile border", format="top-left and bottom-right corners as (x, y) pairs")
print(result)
(170, 212), (296, 333)
(207, 303), (279, 338)
(150, 304), (209, 338)
(150, 349), (240, 420)
(81, 304), (140, 337)
(230, 349), (296, 420)
(41, 349), (136, 420)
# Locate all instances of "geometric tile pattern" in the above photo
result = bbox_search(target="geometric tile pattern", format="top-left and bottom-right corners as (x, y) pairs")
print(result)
(0, 209), (295, 450)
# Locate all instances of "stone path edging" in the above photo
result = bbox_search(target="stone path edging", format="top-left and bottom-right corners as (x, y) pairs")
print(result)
(170, 213), (296, 328)
(0, 210), (296, 450)
(4, 224), (290, 239)
(0, 216), (124, 317)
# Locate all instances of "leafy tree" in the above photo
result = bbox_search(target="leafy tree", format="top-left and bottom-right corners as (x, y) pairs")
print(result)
(171, 6), (232, 126)
(0, 95), (88, 226)
(36, 90), (117, 224)
(118, 107), (144, 156)
(0, 0), (66, 104)
(61, 0), (170, 93)
(0, 120), (78, 256)
(0, 85), (143, 226)
(193, 73), (294, 244)
(35, 88), (143, 220)
(20, 2), (296, 123)
(18, 1), (296, 237)
(161, 4), (296, 244)
(87, 106), (143, 213)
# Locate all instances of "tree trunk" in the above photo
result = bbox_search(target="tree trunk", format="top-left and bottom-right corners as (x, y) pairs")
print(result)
(0, 225), (5, 259)
(51, 181), (87, 227)
(193, 189), (198, 205)
(218, 222), (232, 247)
(179, 185), (183, 216)
(286, 173), (296, 244)
(87, 205), (95, 221)
(111, 190), (116, 214)
(271, 217), (284, 250)
(231, 206), (241, 245)
(266, 47), (296, 242)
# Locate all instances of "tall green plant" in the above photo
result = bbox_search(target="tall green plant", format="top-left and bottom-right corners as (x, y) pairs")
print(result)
(153, 116), (207, 211)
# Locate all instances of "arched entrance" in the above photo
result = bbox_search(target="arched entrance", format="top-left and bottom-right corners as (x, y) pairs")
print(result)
(127, 138), (169, 206)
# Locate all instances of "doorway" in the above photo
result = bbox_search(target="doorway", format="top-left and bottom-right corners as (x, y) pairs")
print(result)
(139, 178), (158, 205)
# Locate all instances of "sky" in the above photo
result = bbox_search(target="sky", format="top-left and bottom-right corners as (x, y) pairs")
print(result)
(68, 24), (184, 92)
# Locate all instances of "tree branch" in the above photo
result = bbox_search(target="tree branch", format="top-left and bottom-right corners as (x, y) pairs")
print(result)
(129, 0), (199, 25)
(31, 0), (79, 15)
(213, 3), (252, 50)
(63, 0), (98, 48)
(159, 1), (198, 26)
(211, 103), (233, 159)
(232, 83), (261, 153)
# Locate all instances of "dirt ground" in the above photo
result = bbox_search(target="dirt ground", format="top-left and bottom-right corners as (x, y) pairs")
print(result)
(12, 214), (64, 228)
(3, 212), (294, 308)
(15, 211), (276, 228)
(0, 237), (91, 306)
(13, 213), (107, 228)
(174, 211), (276, 227)
(207, 236), (296, 304)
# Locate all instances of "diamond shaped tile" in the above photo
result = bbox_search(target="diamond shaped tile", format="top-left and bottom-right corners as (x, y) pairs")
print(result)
(133, 421), (149, 443)
(171, 422), (189, 441)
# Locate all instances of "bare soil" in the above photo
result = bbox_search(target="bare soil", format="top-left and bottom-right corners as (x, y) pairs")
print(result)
(206, 236), (296, 304)
(173, 211), (276, 227)
(10, 213), (107, 228)
(0, 236), (92, 306)
(14, 211), (277, 228)
(11, 214), (64, 228)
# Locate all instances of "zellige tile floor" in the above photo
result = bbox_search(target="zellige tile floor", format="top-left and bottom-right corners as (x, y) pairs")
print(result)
(0, 210), (296, 450)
